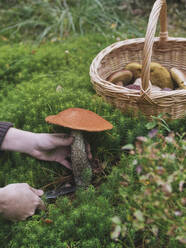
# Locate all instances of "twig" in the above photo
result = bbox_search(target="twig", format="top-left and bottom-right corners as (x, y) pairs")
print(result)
(41, 175), (73, 190)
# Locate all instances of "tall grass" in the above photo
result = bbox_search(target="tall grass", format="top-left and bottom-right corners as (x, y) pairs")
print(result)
(0, 0), (153, 43)
(0, 0), (185, 43)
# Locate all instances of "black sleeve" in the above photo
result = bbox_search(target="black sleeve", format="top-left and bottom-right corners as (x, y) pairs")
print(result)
(0, 122), (14, 149)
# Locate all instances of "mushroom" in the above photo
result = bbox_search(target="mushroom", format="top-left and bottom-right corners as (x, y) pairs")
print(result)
(125, 62), (142, 80)
(107, 69), (133, 85)
(125, 62), (174, 89)
(150, 62), (174, 89)
(170, 67), (186, 90)
(45, 108), (113, 188)
(115, 81), (124, 87)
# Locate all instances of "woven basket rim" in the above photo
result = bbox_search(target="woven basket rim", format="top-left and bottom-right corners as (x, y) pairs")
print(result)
(90, 37), (186, 100)
(90, 36), (186, 77)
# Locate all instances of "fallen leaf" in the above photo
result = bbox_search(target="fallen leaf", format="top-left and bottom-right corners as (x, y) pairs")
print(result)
(155, 166), (166, 175)
(51, 37), (58, 43)
(42, 218), (53, 224)
(121, 144), (134, 150)
(181, 198), (186, 206)
(161, 183), (172, 195)
(121, 225), (127, 237)
(136, 136), (148, 142)
(146, 121), (156, 130)
(111, 216), (121, 225)
(167, 224), (177, 236)
(0, 36), (8, 41)
(151, 225), (159, 236)
(110, 23), (117, 29)
(134, 210), (144, 222)
(176, 236), (186, 245)
(118, 3), (128, 10)
(111, 225), (121, 240)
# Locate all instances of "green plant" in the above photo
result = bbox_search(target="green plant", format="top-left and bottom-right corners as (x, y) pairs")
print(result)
(146, 114), (171, 133)
(111, 131), (186, 247)
(0, 0), (122, 42)
(0, 0), (157, 43)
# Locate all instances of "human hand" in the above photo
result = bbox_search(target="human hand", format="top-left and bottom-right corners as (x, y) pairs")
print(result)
(1, 128), (92, 170)
(32, 133), (74, 170)
(33, 134), (92, 170)
(0, 183), (45, 221)
(1, 128), (74, 169)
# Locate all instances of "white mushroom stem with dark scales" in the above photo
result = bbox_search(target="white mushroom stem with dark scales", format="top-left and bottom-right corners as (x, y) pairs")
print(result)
(71, 130), (92, 188)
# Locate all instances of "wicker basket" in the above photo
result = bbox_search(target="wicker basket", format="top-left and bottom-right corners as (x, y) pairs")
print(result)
(90, 0), (186, 119)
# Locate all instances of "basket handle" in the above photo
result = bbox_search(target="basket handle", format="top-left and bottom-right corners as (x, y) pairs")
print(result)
(141, 0), (168, 95)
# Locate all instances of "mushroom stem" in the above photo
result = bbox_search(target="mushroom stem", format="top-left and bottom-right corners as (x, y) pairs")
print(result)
(71, 130), (92, 188)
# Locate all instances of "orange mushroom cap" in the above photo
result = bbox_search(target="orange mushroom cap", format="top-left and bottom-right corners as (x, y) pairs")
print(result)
(45, 108), (113, 132)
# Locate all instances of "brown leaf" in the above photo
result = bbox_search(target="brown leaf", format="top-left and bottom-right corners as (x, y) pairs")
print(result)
(136, 136), (148, 142)
(155, 166), (166, 175)
(42, 218), (53, 224)
(167, 224), (177, 236)
(177, 237), (186, 245)
(181, 198), (186, 206)
(135, 141), (143, 154)
(161, 183), (172, 195)
(0, 36), (8, 41)
(120, 181), (129, 187)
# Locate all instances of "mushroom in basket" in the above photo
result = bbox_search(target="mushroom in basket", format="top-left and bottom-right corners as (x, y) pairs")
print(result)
(107, 69), (133, 86)
(170, 68), (186, 90)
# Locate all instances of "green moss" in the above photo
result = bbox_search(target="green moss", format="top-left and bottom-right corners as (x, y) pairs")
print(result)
(0, 34), (185, 247)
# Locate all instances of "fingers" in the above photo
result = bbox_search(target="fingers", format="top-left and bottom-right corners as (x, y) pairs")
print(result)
(29, 186), (44, 197)
(37, 198), (46, 211)
(50, 134), (74, 146)
(29, 187), (46, 211)
(60, 159), (72, 170)
(51, 133), (71, 139)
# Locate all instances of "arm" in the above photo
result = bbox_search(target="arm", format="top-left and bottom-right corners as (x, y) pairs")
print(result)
(1, 127), (74, 170)
(0, 123), (46, 221)
(0, 124), (73, 221)
(0, 125), (91, 221)
(0, 122), (13, 148)
(1, 127), (38, 154)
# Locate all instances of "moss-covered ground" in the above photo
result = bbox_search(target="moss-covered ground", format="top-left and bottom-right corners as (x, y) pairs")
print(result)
(0, 1), (185, 247)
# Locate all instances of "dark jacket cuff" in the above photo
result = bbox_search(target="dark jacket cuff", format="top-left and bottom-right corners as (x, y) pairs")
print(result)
(0, 122), (14, 148)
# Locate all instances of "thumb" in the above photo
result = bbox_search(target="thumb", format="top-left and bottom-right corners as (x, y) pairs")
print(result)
(29, 186), (44, 197)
